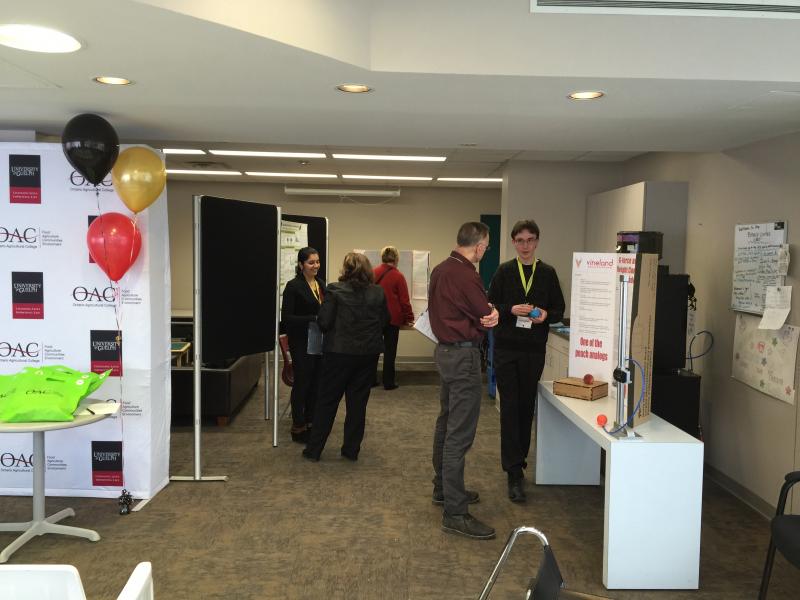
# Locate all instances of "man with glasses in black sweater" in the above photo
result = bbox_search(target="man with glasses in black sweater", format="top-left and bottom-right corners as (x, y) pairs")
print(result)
(488, 220), (565, 503)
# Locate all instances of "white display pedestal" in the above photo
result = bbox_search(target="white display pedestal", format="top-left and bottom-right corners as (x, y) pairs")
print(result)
(536, 382), (703, 590)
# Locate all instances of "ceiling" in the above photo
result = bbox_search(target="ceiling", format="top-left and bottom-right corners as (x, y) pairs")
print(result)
(2, 0), (800, 185)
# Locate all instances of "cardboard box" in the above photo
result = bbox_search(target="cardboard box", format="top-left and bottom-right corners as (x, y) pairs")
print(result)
(553, 377), (609, 401)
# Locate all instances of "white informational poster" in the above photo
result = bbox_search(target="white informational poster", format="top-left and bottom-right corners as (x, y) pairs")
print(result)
(732, 221), (787, 314)
(0, 142), (171, 499)
(568, 253), (618, 389)
(279, 220), (309, 300)
(758, 285), (792, 330)
(732, 313), (799, 404)
(355, 248), (430, 318)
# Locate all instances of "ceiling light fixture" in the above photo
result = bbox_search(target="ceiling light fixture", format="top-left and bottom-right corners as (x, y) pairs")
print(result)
(568, 90), (605, 100)
(342, 175), (433, 181)
(437, 177), (502, 183)
(162, 148), (206, 155)
(285, 186), (399, 197)
(93, 76), (132, 85)
(336, 84), (372, 93)
(333, 153), (446, 162)
(0, 24), (81, 53)
(166, 169), (241, 176)
(246, 172), (337, 178)
(209, 150), (326, 158)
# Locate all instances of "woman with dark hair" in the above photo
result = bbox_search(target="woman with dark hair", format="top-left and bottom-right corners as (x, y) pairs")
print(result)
(281, 247), (325, 443)
(303, 252), (389, 461)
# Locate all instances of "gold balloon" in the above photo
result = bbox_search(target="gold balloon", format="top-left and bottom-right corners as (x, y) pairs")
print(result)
(112, 147), (166, 213)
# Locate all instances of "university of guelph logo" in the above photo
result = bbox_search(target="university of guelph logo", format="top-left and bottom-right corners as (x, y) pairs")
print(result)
(91, 441), (123, 486)
(9, 155), (41, 204)
(12, 271), (44, 319)
(90, 330), (122, 376)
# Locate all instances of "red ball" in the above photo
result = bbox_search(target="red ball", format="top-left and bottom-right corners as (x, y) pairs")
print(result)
(583, 373), (594, 385)
(596, 414), (607, 427)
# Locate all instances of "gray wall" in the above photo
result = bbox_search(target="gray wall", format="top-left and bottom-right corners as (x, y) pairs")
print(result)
(166, 180), (500, 359)
(501, 160), (625, 315)
(619, 134), (800, 513)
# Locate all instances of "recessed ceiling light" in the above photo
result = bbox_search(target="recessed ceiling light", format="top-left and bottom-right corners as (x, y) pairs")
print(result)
(568, 91), (605, 100)
(333, 154), (446, 162)
(336, 84), (372, 93)
(209, 150), (326, 158)
(437, 177), (502, 183)
(0, 24), (81, 53)
(342, 175), (432, 181)
(162, 148), (206, 155)
(166, 169), (241, 176)
(93, 76), (132, 85)
(246, 172), (337, 178)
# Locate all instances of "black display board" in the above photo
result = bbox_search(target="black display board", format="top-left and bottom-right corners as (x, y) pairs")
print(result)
(283, 214), (328, 283)
(200, 196), (278, 361)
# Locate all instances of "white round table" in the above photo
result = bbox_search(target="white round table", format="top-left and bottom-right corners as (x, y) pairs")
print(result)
(0, 413), (108, 563)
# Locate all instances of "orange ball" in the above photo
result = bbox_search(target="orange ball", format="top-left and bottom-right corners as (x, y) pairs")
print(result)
(596, 414), (608, 427)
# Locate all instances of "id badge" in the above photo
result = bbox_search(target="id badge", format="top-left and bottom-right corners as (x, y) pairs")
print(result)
(515, 316), (532, 329)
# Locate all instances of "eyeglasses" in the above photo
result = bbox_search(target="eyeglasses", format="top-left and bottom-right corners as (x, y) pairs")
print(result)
(513, 237), (538, 246)
(478, 242), (491, 251)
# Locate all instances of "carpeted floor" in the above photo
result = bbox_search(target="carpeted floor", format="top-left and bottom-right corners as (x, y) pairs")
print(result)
(1, 364), (798, 599)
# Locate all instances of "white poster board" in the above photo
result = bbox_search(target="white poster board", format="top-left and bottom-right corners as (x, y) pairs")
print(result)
(0, 142), (170, 499)
(279, 220), (309, 301)
(568, 253), (618, 388)
(355, 248), (430, 317)
(732, 313), (798, 404)
(732, 221), (787, 314)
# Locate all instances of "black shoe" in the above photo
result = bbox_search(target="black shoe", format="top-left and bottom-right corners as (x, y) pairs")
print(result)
(383, 384), (399, 391)
(290, 425), (310, 444)
(508, 479), (526, 503)
(441, 513), (495, 540)
(432, 489), (479, 505)
(301, 448), (319, 462)
(340, 449), (358, 461)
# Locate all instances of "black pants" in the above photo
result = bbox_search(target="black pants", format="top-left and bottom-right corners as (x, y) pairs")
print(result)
(306, 352), (379, 458)
(289, 341), (321, 428)
(432, 344), (482, 516)
(495, 347), (545, 481)
(380, 324), (400, 387)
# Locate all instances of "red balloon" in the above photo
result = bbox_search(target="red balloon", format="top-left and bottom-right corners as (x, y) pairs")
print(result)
(87, 212), (142, 282)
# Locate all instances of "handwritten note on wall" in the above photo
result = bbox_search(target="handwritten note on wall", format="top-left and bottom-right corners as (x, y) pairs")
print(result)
(731, 222), (787, 314)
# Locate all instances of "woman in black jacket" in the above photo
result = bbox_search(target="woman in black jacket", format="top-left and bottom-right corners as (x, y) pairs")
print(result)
(281, 247), (325, 443)
(303, 252), (389, 462)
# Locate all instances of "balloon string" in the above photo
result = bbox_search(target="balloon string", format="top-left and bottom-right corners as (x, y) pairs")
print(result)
(94, 186), (125, 478)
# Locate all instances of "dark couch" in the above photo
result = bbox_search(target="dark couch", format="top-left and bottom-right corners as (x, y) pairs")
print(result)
(170, 354), (263, 425)
(170, 316), (263, 425)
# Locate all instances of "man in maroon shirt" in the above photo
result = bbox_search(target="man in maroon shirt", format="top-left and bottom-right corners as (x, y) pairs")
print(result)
(428, 221), (499, 540)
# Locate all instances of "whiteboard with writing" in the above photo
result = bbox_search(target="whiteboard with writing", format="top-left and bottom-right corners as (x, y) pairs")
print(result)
(732, 222), (787, 314)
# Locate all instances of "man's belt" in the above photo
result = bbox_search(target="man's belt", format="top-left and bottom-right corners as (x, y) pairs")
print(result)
(439, 341), (479, 348)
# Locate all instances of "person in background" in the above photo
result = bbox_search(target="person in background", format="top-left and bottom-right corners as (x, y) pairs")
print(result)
(488, 219), (565, 503)
(373, 245), (414, 390)
(281, 247), (325, 443)
(302, 252), (389, 462)
(428, 222), (499, 540)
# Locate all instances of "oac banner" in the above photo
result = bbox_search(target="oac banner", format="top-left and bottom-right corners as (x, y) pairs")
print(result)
(0, 142), (171, 499)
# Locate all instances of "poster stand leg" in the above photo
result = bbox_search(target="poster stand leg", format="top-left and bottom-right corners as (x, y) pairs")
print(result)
(613, 275), (641, 441)
(264, 352), (270, 420)
(171, 195), (227, 483)
(272, 209), (282, 447)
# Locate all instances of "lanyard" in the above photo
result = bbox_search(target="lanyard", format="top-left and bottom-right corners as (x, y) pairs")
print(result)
(516, 258), (538, 296)
(309, 280), (322, 304)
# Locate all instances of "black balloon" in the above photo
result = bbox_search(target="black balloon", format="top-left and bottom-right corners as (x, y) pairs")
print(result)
(61, 113), (119, 185)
